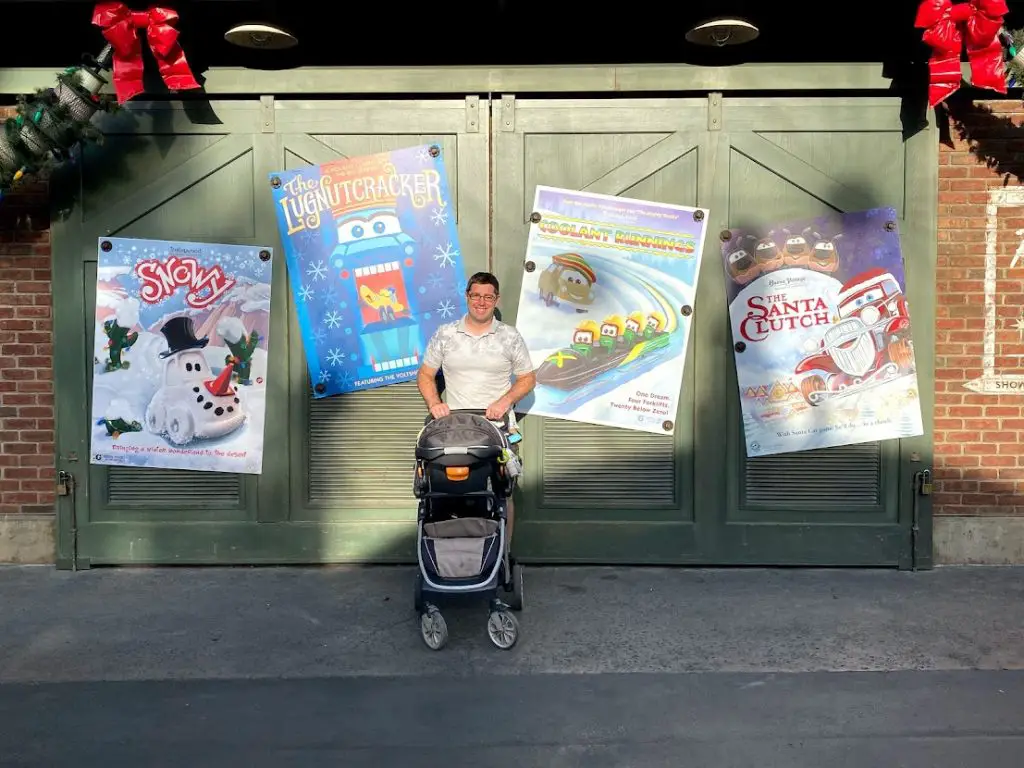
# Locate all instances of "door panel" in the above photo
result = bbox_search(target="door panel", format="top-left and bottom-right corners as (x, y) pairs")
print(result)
(492, 97), (708, 563)
(274, 100), (489, 563)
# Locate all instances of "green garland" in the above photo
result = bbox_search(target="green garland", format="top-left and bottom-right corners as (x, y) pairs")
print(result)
(0, 56), (119, 197)
(1005, 28), (1024, 87)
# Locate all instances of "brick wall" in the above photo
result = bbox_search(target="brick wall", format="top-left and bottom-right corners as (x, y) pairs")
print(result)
(0, 107), (55, 516)
(936, 99), (1024, 517)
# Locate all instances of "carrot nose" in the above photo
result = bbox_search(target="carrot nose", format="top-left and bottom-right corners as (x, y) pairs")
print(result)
(205, 362), (235, 397)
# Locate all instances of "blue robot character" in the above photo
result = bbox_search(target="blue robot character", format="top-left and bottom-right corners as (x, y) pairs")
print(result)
(330, 193), (424, 374)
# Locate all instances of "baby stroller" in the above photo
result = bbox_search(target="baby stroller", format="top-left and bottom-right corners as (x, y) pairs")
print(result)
(412, 409), (524, 651)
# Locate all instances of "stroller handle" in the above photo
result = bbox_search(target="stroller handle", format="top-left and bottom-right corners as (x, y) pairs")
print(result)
(423, 408), (512, 429)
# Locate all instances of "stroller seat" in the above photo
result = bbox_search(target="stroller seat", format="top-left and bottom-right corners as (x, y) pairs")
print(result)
(413, 412), (516, 499)
(421, 517), (501, 580)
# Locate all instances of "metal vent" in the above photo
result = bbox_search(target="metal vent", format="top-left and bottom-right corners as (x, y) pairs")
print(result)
(107, 467), (241, 505)
(744, 442), (882, 507)
(307, 381), (426, 504)
(541, 418), (676, 507)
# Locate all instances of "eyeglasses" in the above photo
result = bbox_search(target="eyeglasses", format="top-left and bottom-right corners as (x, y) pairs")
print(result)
(467, 293), (497, 304)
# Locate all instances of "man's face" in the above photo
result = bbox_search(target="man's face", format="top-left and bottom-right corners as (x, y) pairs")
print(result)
(466, 283), (498, 323)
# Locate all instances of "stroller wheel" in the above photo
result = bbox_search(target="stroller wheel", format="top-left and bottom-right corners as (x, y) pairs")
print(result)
(486, 609), (519, 650)
(420, 607), (448, 651)
(505, 563), (524, 612)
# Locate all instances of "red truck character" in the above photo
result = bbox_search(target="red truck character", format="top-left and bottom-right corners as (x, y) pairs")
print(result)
(795, 268), (915, 406)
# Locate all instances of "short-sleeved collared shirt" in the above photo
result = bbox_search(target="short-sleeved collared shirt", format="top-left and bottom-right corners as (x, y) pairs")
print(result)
(423, 315), (534, 410)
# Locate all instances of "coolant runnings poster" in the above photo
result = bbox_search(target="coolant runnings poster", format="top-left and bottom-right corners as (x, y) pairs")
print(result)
(89, 237), (274, 474)
(514, 186), (707, 435)
(721, 207), (924, 457)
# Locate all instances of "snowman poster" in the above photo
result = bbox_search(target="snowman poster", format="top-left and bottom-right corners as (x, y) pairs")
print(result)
(89, 237), (275, 474)
(721, 207), (923, 457)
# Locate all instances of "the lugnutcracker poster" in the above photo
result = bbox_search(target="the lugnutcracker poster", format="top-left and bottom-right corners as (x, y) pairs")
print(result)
(513, 186), (708, 435)
(268, 144), (468, 398)
(89, 237), (274, 474)
(721, 207), (924, 457)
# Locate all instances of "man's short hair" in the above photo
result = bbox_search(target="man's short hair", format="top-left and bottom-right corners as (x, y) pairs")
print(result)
(466, 271), (499, 295)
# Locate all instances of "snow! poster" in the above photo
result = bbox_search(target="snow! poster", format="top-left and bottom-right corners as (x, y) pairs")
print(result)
(90, 237), (274, 474)
(268, 144), (468, 397)
(721, 206), (924, 457)
(514, 186), (708, 435)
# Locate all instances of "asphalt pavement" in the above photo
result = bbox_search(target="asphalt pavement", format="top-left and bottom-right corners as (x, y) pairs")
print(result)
(1, 564), (1022, 766)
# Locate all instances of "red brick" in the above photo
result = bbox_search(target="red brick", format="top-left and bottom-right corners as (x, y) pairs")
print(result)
(0, 183), (54, 516)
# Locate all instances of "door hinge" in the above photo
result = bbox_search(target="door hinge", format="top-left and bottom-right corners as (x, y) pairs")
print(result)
(500, 94), (515, 132)
(260, 95), (275, 133)
(708, 92), (722, 131)
(465, 95), (480, 133)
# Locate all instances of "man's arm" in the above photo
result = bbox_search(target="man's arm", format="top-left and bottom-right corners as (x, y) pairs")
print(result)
(416, 363), (443, 409)
(487, 330), (537, 418)
(418, 330), (449, 418)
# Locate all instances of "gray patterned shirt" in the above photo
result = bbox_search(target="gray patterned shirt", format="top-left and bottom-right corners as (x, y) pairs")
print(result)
(423, 315), (534, 410)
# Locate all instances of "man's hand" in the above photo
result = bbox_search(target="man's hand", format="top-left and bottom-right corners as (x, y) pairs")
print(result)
(485, 397), (512, 421)
(429, 403), (451, 420)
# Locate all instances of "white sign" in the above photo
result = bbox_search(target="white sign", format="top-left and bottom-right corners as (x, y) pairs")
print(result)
(965, 187), (1024, 394)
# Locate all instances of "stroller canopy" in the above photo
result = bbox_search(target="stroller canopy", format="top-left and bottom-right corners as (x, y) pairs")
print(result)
(416, 412), (506, 460)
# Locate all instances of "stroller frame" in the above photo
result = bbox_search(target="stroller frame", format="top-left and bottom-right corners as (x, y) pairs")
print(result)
(412, 409), (524, 650)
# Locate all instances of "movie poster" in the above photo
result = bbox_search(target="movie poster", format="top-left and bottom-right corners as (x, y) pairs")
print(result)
(89, 237), (274, 474)
(721, 207), (924, 457)
(514, 186), (708, 435)
(268, 144), (468, 398)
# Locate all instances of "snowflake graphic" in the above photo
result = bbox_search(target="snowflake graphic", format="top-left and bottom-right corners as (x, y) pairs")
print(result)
(312, 328), (327, 343)
(252, 261), (264, 276)
(326, 348), (344, 366)
(426, 272), (445, 291)
(307, 260), (327, 281)
(431, 203), (449, 226)
(121, 254), (131, 265)
(318, 370), (331, 383)
(325, 287), (339, 304)
(433, 242), (459, 269)
(416, 147), (431, 163)
(324, 310), (342, 329)
(298, 285), (314, 302)
(437, 299), (456, 319)
(337, 372), (355, 390)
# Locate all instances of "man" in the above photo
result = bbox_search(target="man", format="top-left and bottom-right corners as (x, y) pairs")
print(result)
(417, 271), (537, 548)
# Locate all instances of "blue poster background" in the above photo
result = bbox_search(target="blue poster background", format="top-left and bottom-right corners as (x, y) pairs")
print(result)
(268, 144), (468, 397)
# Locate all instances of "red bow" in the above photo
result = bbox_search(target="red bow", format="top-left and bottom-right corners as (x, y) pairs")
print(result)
(92, 3), (200, 103)
(916, 0), (1008, 106)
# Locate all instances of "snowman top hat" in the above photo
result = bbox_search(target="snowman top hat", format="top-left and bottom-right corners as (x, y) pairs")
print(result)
(159, 316), (209, 359)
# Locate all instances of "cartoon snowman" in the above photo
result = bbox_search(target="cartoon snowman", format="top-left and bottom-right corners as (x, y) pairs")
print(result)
(145, 316), (246, 446)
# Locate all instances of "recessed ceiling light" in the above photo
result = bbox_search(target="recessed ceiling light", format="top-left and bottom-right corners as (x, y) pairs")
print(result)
(685, 17), (760, 47)
(224, 23), (298, 50)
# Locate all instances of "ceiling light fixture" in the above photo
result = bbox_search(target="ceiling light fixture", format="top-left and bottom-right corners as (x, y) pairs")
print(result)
(224, 22), (298, 50)
(685, 17), (759, 47)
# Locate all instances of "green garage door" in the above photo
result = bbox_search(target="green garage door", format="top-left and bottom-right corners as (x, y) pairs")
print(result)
(53, 93), (934, 568)
(491, 95), (935, 567)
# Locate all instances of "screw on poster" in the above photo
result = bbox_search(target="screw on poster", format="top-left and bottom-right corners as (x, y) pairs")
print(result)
(89, 237), (274, 474)
(721, 207), (924, 457)
(513, 186), (708, 435)
(268, 145), (468, 398)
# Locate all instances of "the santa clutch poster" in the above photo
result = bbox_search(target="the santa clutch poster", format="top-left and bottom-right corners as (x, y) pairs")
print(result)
(721, 207), (923, 457)
(89, 237), (274, 474)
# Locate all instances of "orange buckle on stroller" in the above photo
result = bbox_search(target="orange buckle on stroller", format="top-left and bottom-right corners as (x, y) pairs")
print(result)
(444, 466), (470, 481)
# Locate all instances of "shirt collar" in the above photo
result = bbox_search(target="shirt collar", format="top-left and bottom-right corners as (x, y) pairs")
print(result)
(457, 314), (499, 336)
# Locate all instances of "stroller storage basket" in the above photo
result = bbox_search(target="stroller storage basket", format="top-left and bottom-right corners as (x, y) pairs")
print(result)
(421, 517), (502, 581)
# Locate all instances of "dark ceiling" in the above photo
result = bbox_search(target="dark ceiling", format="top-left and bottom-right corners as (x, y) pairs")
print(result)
(3, 0), (1024, 72)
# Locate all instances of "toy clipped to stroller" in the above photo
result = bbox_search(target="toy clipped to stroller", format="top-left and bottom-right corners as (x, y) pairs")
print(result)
(412, 409), (524, 651)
